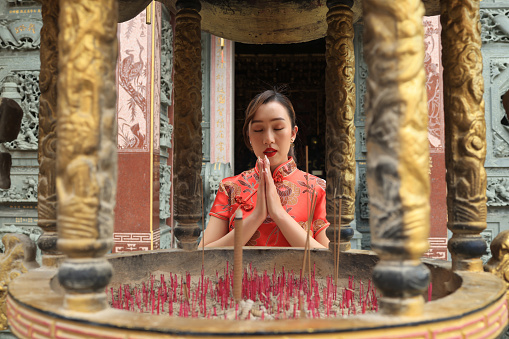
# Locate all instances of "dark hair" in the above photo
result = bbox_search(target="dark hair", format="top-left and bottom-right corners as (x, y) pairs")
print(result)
(242, 89), (297, 159)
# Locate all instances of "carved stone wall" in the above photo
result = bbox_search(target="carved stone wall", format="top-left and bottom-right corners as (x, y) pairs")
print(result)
(353, 23), (370, 249)
(0, 1), (42, 252)
(481, 0), (509, 256)
(159, 8), (174, 249)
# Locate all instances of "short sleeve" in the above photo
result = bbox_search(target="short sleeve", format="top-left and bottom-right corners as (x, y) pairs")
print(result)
(209, 181), (232, 221)
(312, 182), (329, 237)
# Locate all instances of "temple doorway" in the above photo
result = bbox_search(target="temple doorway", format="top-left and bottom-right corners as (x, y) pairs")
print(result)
(234, 39), (326, 177)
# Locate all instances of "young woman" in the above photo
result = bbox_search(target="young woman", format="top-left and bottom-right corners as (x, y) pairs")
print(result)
(201, 89), (329, 248)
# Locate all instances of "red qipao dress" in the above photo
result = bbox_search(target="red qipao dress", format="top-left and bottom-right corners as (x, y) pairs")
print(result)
(209, 157), (329, 246)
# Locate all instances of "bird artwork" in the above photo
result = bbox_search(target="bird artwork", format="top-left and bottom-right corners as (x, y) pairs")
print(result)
(120, 40), (144, 85)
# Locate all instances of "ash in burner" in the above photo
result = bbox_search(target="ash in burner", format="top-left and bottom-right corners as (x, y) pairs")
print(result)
(108, 263), (381, 320)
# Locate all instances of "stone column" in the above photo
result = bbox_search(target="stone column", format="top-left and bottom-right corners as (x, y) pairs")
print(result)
(37, 0), (62, 268)
(441, 0), (487, 272)
(364, 0), (431, 316)
(173, 0), (202, 250)
(324, 0), (356, 252)
(56, 0), (118, 312)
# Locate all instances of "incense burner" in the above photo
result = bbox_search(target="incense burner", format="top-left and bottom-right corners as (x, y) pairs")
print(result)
(7, 249), (507, 337)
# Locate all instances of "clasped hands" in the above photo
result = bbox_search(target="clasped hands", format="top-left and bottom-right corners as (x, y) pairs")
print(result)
(252, 155), (286, 223)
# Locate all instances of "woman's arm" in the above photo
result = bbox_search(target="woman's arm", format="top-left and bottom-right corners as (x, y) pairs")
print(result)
(314, 228), (330, 248)
(271, 209), (327, 248)
(201, 212), (266, 247)
(201, 157), (268, 247)
(198, 216), (228, 247)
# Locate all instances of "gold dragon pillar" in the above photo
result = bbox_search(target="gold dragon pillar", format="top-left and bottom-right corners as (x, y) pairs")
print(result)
(441, 0), (487, 272)
(56, 0), (118, 311)
(325, 0), (356, 252)
(173, 0), (203, 250)
(364, 0), (431, 316)
(37, 0), (62, 268)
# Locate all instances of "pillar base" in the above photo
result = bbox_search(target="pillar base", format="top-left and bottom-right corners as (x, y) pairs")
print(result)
(174, 220), (201, 251)
(57, 258), (112, 311)
(41, 254), (65, 268)
(339, 241), (351, 251)
(380, 295), (425, 317)
(452, 257), (484, 272)
(63, 292), (108, 313)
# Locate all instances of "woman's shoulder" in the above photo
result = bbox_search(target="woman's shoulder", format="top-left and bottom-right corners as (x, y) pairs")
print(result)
(220, 167), (258, 185)
(218, 167), (258, 199)
(292, 170), (326, 192)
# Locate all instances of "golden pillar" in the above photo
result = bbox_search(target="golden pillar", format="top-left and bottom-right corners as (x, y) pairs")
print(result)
(441, 0), (487, 272)
(324, 0), (356, 252)
(56, 0), (118, 312)
(37, 0), (62, 268)
(364, 0), (430, 316)
(173, 0), (203, 250)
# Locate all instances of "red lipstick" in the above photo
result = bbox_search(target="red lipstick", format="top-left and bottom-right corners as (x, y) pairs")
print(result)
(263, 148), (277, 158)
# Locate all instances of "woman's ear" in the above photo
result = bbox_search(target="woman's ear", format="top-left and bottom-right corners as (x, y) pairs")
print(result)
(292, 126), (298, 140)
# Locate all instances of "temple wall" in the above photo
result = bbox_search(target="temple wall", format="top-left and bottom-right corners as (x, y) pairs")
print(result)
(480, 0), (509, 262)
(0, 1), (42, 263)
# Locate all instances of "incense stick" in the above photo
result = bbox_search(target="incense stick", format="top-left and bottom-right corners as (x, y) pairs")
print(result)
(308, 188), (317, 283)
(333, 187), (337, 287)
(335, 179), (342, 287)
(201, 180), (205, 269)
(233, 209), (243, 302)
(303, 146), (311, 284)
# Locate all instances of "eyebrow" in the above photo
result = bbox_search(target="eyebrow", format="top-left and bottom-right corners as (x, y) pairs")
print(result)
(251, 117), (286, 124)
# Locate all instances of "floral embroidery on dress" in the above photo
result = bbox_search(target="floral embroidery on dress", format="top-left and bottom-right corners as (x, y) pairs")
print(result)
(265, 226), (281, 246)
(276, 181), (300, 206)
(280, 160), (297, 177)
(298, 220), (327, 237)
(298, 221), (307, 230)
(316, 177), (326, 191)
(222, 181), (242, 206)
(313, 219), (327, 234)
(246, 230), (261, 246)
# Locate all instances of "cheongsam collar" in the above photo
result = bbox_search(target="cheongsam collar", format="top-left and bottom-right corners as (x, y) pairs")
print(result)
(254, 157), (297, 183)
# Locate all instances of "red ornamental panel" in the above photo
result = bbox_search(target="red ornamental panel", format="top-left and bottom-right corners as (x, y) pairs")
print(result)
(423, 16), (447, 260)
(114, 4), (162, 252)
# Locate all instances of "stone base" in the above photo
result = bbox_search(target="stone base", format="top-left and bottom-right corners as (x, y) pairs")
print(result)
(0, 330), (17, 339)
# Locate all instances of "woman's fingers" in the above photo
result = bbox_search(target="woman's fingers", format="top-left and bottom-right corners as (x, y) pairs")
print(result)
(263, 156), (284, 219)
(258, 157), (265, 193)
(264, 156), (276, 191)
(254, 157), (267, 219)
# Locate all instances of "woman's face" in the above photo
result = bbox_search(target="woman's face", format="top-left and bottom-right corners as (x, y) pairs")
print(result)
(248, 101), (298, 172)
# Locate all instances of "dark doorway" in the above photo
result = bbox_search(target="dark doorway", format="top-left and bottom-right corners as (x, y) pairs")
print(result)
(234, 39), (326, 177)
